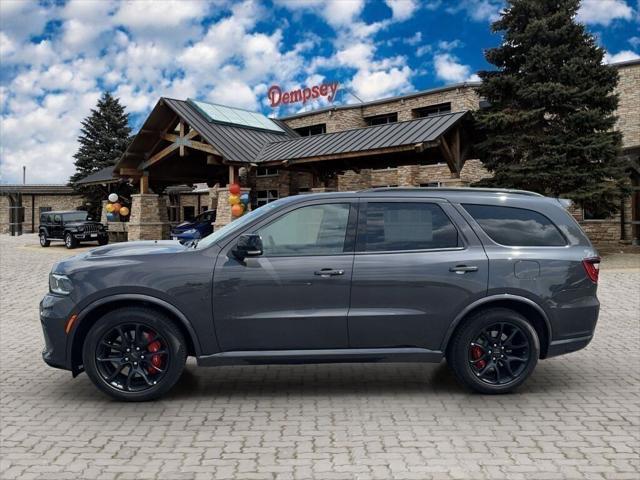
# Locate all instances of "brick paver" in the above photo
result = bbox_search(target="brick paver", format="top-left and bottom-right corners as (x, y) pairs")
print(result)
(1, 234), (639, 480)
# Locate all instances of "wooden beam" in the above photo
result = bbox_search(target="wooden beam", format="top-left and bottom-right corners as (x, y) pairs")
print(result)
(438, 137), (458, 174)
(120, 167), (142, 177)
(141, 142), (179, 170)
(140, 173), (149, 194)
(179, 121), (185, 157)
(452, 127), (462, 172)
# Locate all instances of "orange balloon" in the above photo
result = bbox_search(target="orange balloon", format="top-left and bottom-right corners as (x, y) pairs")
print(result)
(231, 204), (244, 217)
(112, 203), (122, 212)
(229, 183), (241, 195)
(119, 206), (130, 216)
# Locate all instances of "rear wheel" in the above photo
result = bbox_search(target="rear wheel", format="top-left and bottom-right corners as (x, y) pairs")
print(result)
(39, 232), (50, 247)
(64, 232), (77, 249)
(447, 308), (539, 394)
(82, 307), (187, 401)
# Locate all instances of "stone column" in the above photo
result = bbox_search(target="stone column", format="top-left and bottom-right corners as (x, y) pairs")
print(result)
(397, 165), (420, 187)
(127, 194), (170, 241)
(213, 187), (251, 230)
(0, 196), (10, 234)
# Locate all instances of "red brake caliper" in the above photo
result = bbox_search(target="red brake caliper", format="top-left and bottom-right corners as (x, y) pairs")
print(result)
(470, 345), (486, 370)
(146, 332), (163, 375)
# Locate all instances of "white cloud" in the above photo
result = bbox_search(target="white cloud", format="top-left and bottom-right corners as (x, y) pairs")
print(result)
(351, 66), (412, 100)
(405, 31), (422, 46)
(275, 0), (365, 28)
(577, 0), (633, 26)
(629, 37), (640, 48)
(446, 0), (503, 22)
(603, 50), (640, 63)
(385, 0), (419, 22)
(433, 53), (478, 83)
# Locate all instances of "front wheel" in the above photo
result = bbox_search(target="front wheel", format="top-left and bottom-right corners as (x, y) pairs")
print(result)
(98, 236), (109, 246)
(39, 232), (50, 247)
(447, 308), (539, 394)
(64, 232), (77, 249)
(82, 307), (187, 401)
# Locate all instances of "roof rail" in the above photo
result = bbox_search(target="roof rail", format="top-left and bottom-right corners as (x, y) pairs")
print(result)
(359, 186), (544, 197)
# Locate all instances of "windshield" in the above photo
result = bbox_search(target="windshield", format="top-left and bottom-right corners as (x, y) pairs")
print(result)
(195, 197), (294, 249)
(63, 212), (88, 222)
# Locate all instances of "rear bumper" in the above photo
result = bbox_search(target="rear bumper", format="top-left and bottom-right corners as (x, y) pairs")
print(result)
(546, 334), (593, 358)
(40, 294), (74, 371)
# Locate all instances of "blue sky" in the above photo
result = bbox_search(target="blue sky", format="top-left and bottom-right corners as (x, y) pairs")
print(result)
(1, 0), (638, 184)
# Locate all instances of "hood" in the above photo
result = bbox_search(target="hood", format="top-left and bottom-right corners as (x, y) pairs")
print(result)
(172, 221), (197, 231)
(86, 240), (186, 258)
(66, 221), (101, 227)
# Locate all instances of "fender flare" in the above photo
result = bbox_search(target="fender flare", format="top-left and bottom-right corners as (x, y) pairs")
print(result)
(67, 293), (203, 364)
(440, 294), (553, 352)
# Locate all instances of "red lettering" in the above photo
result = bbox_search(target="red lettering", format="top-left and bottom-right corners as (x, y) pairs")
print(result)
(267, 85), (281, 107)
(303, 87), (311, 103)
(311, 86), (320, 98)
(319, 84), (328, 96)
(282, 92), (290, 104)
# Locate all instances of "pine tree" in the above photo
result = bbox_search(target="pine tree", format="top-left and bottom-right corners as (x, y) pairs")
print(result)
(70, 92), (131, 206)
(474, 0), (627, 212)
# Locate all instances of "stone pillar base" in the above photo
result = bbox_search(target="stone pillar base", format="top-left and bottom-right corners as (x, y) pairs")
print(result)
(214, 187), (252, 230)
(128, 194), (170, 241)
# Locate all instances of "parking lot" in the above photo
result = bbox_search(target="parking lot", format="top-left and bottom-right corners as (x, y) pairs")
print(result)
(1, 234), (638, 480)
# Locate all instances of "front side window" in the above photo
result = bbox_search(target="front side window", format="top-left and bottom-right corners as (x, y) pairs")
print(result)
(462, 204), (566, 247)
(362, 202), (458, 252)
(257, 203), (351, 256)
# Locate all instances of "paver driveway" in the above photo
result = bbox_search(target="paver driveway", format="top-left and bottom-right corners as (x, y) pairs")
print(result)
(1, 234), (639, 480)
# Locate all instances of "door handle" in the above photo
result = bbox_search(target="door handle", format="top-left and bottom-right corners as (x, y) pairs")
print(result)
(314, 269), (345, 277)
(449, 265), (478, 274)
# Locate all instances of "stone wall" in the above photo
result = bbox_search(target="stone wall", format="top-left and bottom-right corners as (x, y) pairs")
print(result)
(0, 193), (84, 234)
(128, 194), (170, 241)
(615, 61), (640, 149)
(283, 84), (480, 133)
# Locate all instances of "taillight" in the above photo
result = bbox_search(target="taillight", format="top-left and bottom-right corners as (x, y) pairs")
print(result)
(582, 257), (601, 283)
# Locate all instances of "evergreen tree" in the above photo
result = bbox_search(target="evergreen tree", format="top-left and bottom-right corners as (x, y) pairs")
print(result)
(474, 0), (627, 212)
(70, 92), (131, 206)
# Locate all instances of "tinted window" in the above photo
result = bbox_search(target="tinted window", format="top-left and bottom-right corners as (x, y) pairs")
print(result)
(462, 204), (566, 247)
(362, 203), (458, 252)
(63, 212), (88, 222)
(258, 203), (351, 256)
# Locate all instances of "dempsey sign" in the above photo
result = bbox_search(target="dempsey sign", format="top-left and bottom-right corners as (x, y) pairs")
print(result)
(268, 82), (339, 108)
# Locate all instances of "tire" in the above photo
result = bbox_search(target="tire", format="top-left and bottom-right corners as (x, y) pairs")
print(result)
(447, 308), (539, 394)
(64, 232), (77, 249)
(82, 307), (187, 401)
(39, 232), (50, 247)
(98, 236), (109, 246)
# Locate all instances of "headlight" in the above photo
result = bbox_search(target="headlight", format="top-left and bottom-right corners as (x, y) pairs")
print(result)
(49, 273), (73, 295)
(77, 226), (84, 232)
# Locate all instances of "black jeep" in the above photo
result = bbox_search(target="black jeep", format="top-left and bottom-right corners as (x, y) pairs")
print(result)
(39, 211), (108, 249)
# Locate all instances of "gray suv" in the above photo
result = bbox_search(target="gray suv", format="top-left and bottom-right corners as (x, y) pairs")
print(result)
(40, 188), (600, 401)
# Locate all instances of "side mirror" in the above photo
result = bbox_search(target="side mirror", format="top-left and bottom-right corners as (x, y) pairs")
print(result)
(232, 234), (263, 260)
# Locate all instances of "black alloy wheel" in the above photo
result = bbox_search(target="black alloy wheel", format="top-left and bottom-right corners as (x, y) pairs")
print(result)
(64, 232), (77, 249)
(94, 323), (170, 393)
(448, 308), (539, 394)
(39, 232), (50, 247)
(468, 322), (530, 385)
(83, 307), (186, 401)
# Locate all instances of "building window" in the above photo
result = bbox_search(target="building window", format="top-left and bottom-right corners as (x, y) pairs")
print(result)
(372, 184), (398, 188)
(365, 113), (398, 126)
(294, 123), (326, 136)
(413, 102), (451, 118)
(420, 182), (442, 187)
(39, 206), (52, 214)
(256, 167), (279, 177)
(183, 206), (195, 221)
(254, 189), (279, 208)
(583, 202), (610, 221)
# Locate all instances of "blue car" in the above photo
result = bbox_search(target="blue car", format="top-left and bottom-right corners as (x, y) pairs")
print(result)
(170, 210), (216, 243)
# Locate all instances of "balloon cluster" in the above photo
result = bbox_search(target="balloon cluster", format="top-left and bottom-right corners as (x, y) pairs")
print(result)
(105, 193), (130, 221)
(228, 183), (249, 218)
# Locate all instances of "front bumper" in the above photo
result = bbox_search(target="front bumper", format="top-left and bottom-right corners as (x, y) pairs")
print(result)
(40, 293), (75, 371)
(73, 232), (108, 241)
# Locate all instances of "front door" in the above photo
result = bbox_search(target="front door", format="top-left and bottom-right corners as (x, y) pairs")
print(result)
(348, 199), (488, 352)
(213, 200), (357, 351)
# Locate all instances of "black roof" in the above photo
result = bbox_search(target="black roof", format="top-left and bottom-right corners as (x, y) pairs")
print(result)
(256, 111), (468, 163)
(74, 166), (118, 186)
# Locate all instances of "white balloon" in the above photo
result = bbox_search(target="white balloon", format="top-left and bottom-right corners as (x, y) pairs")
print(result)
(108, 193), (118, 202)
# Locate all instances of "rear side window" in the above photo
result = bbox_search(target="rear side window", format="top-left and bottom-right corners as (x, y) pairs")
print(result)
(462, 204), (566, 247)
(362, 202), (459, 252)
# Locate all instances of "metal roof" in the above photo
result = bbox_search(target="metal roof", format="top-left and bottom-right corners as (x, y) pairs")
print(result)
(0, 184), (76, 195)
(74, 166), (118, 186)
(162, 98), (294, 164)
(257, 110), (469, 163)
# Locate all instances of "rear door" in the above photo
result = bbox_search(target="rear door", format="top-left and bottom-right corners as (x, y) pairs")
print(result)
(348, 198), (488, 351)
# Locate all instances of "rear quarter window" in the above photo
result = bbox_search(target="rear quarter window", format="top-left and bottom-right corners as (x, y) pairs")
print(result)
(462, 204), (566, 247)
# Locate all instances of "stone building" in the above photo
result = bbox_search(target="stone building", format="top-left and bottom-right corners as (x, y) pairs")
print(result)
(3, 60), (637, 246)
